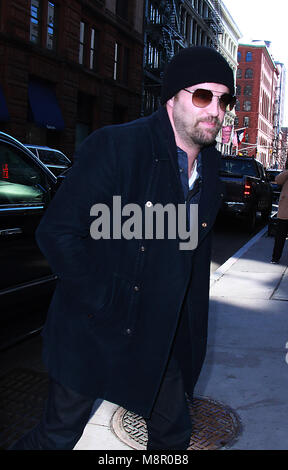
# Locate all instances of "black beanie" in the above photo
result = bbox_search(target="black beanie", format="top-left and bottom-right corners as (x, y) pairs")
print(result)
(160, 46), (235, 104)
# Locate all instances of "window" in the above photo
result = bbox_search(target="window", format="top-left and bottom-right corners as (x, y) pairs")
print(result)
(148, 1), (161, 23)
(236, 85), (241, 96)
(79, 22), (100, 70)
(243, 100), (251, 111)
(0, 143), (47, 205)
(246, 51), (252, 62)
(30, 0), (41, 44)
(244, 116), (250, 127)
(245, 68), (253, 79)
(244, 85), (252, 96)
(236, 68), (242, 79)
(180, 7), (186, 36)
(146, 42), (160, 70)
(237, 51), (241, 62)
(113, 42), (130, 84)
(79, 21), (86, 65)
(30, 1), (58, 50)
(113, 42), (120, 80)
(235, 99), (240, 111)
(89, 28), (99, 70)
(46, 2), (57, 50)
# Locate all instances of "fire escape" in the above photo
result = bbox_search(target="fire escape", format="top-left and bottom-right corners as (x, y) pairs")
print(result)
(142, 0), (186, 115)
(161, 0), (186, 61)
(204, 0), (224, 51)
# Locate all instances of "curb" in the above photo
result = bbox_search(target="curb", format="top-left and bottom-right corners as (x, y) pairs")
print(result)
(210, 224), (269, 287)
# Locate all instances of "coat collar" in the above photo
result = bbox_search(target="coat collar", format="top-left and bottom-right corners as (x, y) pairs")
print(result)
(149, 106), (220, 204)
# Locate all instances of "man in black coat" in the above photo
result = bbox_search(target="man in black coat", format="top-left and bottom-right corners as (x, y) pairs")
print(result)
(11, 47), (235, 450)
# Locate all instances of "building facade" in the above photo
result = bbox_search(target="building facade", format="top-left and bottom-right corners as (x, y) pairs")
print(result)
(235, 41), (279, 167)
(215, 0), (241, 154)
(272, 62), (286, 168)
(0, 0), (144, 158)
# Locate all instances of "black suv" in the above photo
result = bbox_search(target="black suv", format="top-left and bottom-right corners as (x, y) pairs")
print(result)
(0, 132), (63, 349)
(265, 168), (282, 202)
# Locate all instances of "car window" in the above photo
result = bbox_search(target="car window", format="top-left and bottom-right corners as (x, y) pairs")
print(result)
(38, 149), (69, 165)
(0, 142), (47, 204)
(220, 159), (258, 177)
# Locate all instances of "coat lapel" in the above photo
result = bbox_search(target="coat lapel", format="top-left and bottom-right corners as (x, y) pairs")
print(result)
(151, 106), (186, 203)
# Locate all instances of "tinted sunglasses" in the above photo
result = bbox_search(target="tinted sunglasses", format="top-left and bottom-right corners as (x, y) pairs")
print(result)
(183, 88), (236, 112)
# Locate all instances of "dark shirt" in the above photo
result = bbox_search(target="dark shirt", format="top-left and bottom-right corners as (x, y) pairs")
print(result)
(177, 147), (202, 205)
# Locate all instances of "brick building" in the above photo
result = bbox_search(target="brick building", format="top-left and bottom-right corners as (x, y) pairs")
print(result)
(0, 0), (144, 159)
(235, 41), (279, 167)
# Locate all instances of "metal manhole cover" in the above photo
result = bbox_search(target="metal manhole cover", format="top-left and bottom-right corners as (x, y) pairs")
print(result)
(111, 396), (242, 450)
(0, 368), (49, 449)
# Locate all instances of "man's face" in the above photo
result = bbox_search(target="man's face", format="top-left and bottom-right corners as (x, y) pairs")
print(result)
(169, 82), (230, 148)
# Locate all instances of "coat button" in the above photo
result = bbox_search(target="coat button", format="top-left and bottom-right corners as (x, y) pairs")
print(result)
(126, 328), (132, 335)
(146, 201), (153, 207)
(140, 245), (145, 252)
(202, 222), (208, 228)
(134, 285), (140, 291)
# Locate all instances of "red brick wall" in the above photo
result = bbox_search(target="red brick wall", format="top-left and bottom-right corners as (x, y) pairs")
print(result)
(0, 0), (143, 158)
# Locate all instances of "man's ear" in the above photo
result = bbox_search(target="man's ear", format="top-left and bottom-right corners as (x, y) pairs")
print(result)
(166, 97), (175, 109)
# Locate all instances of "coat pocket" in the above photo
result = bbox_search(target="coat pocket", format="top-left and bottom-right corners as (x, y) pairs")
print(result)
(87, 273), (132, 328)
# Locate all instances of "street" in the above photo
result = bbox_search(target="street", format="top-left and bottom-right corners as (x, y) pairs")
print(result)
(0, 214), (271, 450)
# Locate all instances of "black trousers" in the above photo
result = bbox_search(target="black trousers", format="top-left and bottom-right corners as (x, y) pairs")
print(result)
(10, 355), (192, 450)
(272, 218), (288, 262)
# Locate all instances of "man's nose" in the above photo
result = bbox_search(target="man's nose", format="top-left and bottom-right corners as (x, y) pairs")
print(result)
(207, 96), (221, 115)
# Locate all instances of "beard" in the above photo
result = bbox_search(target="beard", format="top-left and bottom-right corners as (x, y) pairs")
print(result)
(173, 111), (222, 148)
(189, 117), (222, 146)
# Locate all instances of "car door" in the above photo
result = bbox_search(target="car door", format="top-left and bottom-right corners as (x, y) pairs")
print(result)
(0, 139), (57, 347)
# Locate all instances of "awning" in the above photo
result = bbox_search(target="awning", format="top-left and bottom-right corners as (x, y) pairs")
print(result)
(0, 86), (9, 121)
(28, 79), (65, 130)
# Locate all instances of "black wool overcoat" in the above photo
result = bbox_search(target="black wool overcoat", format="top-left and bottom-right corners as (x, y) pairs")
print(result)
(36, 106), (223, 418)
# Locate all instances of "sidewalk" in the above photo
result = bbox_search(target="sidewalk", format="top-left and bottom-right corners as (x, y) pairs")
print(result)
(75, 227), (288, 450)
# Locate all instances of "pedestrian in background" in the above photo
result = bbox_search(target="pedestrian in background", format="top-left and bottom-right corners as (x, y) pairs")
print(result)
(10, 47), (235, 451)
(271, 163), (288, 263)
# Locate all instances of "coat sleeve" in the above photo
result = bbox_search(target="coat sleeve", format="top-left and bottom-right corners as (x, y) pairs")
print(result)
(36, 128), (116, 292)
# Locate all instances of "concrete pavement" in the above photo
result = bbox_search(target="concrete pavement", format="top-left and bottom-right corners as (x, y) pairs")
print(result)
(75, 226), (288, 451)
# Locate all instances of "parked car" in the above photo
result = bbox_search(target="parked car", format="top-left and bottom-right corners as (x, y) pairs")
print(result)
(25, 145), (72, 176)
(265, 168), (282, 202)
(219, 155), (272, 231)
(0, 132), (63, 349)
